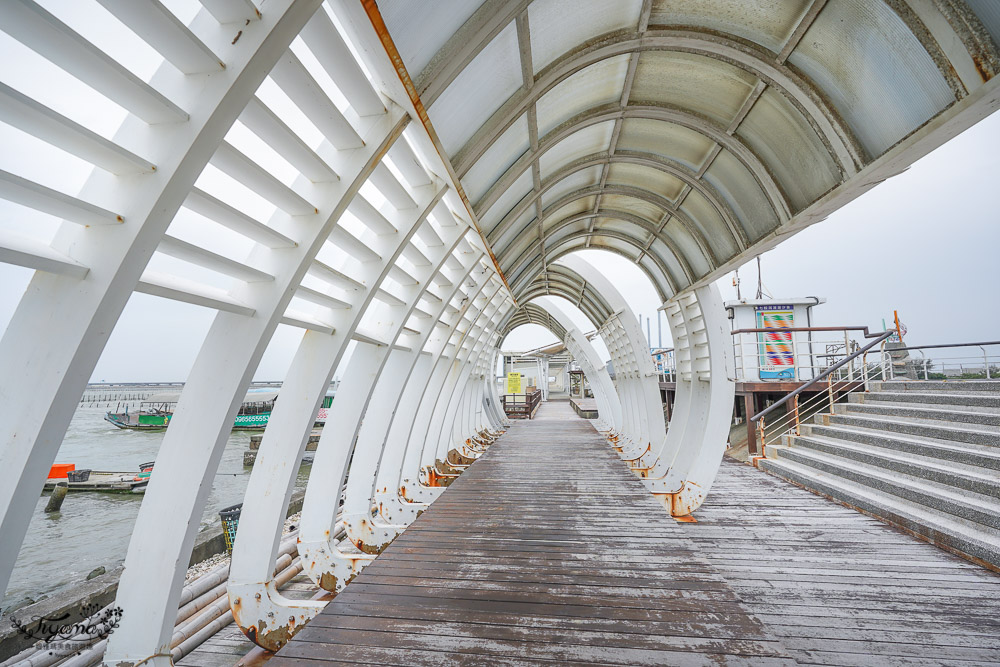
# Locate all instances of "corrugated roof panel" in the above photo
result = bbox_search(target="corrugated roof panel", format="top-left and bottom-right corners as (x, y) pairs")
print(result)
(662, 217), (710, 276)
(606, 163), (685, 202)
(545, 197), (595, 227)
(648, 0), (811, 54)
(629, 51), (757, 126)
(377, 0), (482, 78)
(787, 0), (955, 157)
(601, 193), (664, 225)
(429, 20), (522, 155)
(528, 0), (642, 74)
(480, 168), (533, 232)
(639, 247), (682, 295)
(967, 0), (1000, 48)
(462, 113), (530, 203)
(680, 188), (738, 261)
(737, 88), (839, 212)
(536, 55), (631, 137)
(542, 166), (603, 209)
(495, 204), (546, 264)
(702, 149), (777, 243)
(539, 121), (614, 178)
(616, 118), (715, 170)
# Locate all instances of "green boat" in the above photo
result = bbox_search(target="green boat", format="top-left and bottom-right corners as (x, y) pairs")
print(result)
(105, 389), (278, 431)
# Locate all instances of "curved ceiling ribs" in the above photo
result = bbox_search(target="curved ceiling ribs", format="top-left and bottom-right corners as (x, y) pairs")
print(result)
(403, 0), (999, 301)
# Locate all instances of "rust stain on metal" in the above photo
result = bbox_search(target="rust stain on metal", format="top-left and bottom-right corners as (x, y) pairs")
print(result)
(673, 515), (697, 523)
(360, 0), (515, 303)
(319, 571), (340, 592)
(232, 30), (242, 45)
(241, 618), (293, 652)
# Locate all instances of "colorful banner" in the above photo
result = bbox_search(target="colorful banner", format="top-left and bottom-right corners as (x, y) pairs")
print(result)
(756, 305), (795, 380)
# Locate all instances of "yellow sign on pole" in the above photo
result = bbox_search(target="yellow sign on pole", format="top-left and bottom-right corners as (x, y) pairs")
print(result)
(506, 372), (522, 394)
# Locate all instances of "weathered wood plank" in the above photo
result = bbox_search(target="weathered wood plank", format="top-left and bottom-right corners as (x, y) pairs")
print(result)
(259, 401), (1000, 666)
(275, 401), (792, 665)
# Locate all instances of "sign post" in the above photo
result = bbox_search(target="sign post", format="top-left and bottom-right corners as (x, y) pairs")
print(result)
(506, 372), (522, 394)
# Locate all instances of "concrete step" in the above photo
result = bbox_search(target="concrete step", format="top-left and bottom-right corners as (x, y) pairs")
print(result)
(763, 445), (1000, 531)
(757, 456), (1000, 570)
(837, 401), (1000, 428)
(871, 380), (1000, 393)
(802, 422), (1000, 472)
(785, 433), (1000, 498)
(823, 412), (1000, 447)
(851, 390), (1000, 410)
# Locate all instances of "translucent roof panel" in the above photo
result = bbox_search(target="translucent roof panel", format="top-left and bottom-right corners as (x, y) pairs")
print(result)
(616, 119), (716, 171)
(736, 88), (840, 212)
(378, 0), (481, 77)
(496, 207), (541, 262)
(967, 1), (1000, 47)
(662, 218), (710, 276)
(544, 197), (596, 228)
(601, 194), (664, 225)
(536, 55), (631, 137)
(528, 0), (643, 73)
(480, 169), (534, 233)
(539, 121), (615, 178)
(462, 114), (531, 204)
(787, 0), (955, 157)
(648, 0), (812, 54)
(629, 51), (758, 127)
(598, 216), (648, 238)
(680, 189), (738, 261)
(702, 149), (778, 243)
(541, 166), (603, 209)
(429, 20), (523, 156)
(606, 163), (685, 203)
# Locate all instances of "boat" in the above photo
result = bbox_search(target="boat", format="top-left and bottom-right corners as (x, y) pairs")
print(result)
(314, 389), (336, 426)
(105, 389), (279, 431)
(43, 462), (154, 494)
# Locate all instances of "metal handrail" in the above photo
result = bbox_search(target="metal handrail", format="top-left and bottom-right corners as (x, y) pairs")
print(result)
(751, 330), (896, 423)
(878, 340), (1000, 352)
(730, 325), (887, 337)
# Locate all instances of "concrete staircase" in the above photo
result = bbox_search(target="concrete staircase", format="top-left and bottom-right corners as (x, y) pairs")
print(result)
(759, 380), (1000, 570)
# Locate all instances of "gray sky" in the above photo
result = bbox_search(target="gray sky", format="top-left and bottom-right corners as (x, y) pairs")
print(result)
(0, 2), (997, 382)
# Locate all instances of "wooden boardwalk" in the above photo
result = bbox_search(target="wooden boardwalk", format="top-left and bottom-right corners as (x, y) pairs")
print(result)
(270, 402), (791, 665)
(246, 400), (1000, 666)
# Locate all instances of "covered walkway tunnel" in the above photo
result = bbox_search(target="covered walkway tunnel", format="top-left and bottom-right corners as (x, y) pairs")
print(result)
(0, 0), (998, 661)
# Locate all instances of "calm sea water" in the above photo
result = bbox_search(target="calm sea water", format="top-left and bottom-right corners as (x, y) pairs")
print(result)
(3, 394), (312, 611)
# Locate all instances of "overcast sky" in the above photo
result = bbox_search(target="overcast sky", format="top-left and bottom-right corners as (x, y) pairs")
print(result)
(0, 2), (997, 382)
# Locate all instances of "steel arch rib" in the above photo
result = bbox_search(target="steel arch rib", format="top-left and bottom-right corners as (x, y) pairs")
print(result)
(108, 108), (412, 658)
(475, 102), (791, 228)
(559, 255), (665, 458)
(498, 204), (695, 290)
(482, 150), (744, 249)
(227, 189), (464, 648)
(506, 229), (678, 298)
(536, 298), (624, 434)
(493, 184), (718, 275)
(453, 28), (865, 178)
(373, 264), (495, 521)
(0, 0), (323, 619)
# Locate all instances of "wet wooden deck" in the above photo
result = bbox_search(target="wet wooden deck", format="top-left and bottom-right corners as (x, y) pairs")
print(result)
(246, 400), (1000, 666)
(269, 402), (791, 665)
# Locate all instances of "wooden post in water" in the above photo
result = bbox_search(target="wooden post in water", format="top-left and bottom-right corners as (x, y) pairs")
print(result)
(46, 482), (68, 513)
